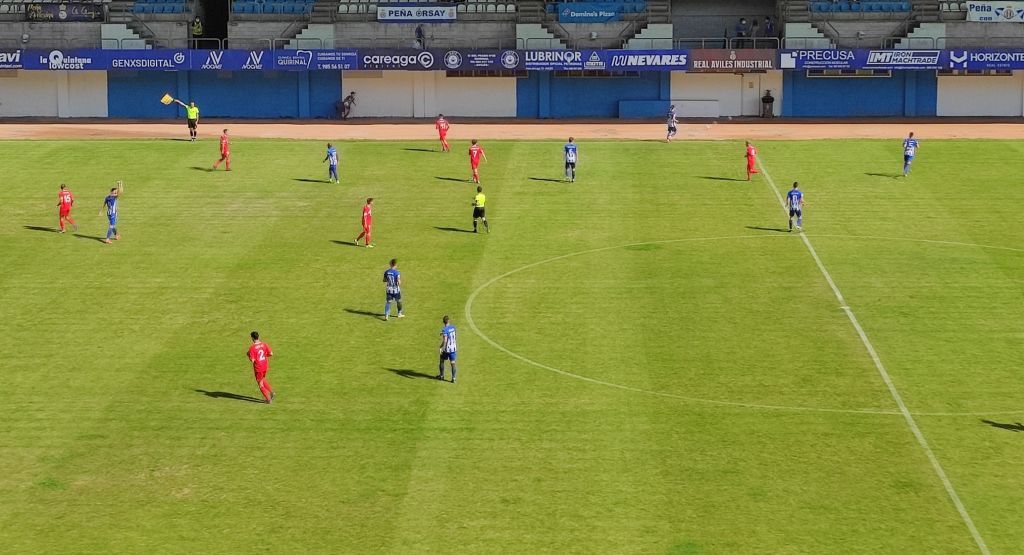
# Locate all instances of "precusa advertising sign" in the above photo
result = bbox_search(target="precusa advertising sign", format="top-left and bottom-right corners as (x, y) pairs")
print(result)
(966, 1), (1024, 22)
(779, 49), (942, 70)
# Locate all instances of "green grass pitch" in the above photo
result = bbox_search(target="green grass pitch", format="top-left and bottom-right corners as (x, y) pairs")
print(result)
(1, 136), (1023, 553)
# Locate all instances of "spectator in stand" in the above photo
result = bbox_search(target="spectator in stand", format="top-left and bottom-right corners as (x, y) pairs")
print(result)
(415, 25), (426, 50)
(750, 19), (760, 43)
(734, 18), (748, 38)
(764, 16), (776, 38)
(191, 16), (203, 42)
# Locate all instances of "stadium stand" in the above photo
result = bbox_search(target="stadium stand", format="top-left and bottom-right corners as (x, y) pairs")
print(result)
(232, 0), (314, 15)
(133, 0), (189, 14)
(808, 1), (910, 13)
(672, 0), (776, 48)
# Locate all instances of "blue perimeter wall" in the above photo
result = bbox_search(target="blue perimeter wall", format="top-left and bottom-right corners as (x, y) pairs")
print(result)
(783, 71), (936, 117)
(108, 71), (341, 118)
(517, 71), (669, 118)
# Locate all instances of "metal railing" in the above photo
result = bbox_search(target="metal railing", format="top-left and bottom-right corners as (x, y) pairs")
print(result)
(673, 37), (780, 49)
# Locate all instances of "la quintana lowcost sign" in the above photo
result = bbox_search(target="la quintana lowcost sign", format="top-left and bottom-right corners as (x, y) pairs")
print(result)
(377, 3), (456, 21)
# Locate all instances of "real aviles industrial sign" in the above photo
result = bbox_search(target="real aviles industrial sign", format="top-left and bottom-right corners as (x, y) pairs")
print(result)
(5, 48), (1024, 71)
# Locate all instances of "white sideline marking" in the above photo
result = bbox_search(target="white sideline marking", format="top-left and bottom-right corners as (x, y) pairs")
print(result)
(757, 158), (990, 555)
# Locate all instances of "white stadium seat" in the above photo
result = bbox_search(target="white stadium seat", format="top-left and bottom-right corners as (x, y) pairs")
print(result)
(507, 3), (515, 12)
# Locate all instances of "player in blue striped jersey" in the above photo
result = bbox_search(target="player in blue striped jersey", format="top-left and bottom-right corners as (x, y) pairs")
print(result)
(786, 182), (804, 232)
(100, 180), (124, 244)
(437, 315), (457, 383)
(564, 137), (578, 182)
(382, 258), (404, 321)
(666, 105), (678, 142)
(323, 143), (339, 183)
(902, 132), (919, 177)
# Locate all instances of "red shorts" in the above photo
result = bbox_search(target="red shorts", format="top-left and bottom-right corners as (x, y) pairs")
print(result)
(220, 151), (230, 158)
(439, 131), (447, 139)
(471, 162), (480, 170)
(59, 208), (71, 217)
(254, 368), (267, 381)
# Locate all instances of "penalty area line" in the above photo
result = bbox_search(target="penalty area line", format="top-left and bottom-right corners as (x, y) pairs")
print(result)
(756, 157), (990, 555)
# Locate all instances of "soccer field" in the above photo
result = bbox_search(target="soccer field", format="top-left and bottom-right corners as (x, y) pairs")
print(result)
(2, 136), (1023, 553)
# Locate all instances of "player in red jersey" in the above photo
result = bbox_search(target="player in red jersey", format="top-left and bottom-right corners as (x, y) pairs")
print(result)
(247, 330), (275, 404)
(435, 114), (450, 152)
(354, 197), (374, 248)
(57, 183), (77, 233)
(468, 139), (487, 183)
(745, 141), (760, 180)
(212, 128), (231, 171)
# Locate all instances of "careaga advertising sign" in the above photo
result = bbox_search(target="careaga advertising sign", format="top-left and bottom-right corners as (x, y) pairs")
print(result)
(690, 49), (776, 72)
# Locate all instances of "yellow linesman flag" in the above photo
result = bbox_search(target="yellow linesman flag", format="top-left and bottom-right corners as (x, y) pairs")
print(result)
(160, 93), (174, 105)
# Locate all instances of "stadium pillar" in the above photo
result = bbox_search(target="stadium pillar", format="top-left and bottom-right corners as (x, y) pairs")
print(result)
(659, 71), (670, 101)
(782, 71), (794, 117)
(298, 72), (310, 118)
(538, 72), (551, 119)
(903, 71), (917, 117)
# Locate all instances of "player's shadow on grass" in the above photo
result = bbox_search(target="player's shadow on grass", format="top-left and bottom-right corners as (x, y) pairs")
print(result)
(330, 240), (361, 247)
(745, 225), (791, 233)
(73, 233), (108, 243)
(293, 178), (328, 183)
(404, 148), (436, 153)
(697, 176), (746, 182)
(23, 225), (59, 233)
(433, 226), (474, 234)
(981, 419), (1024, 432)
(865, 172), (901, 179)
(384, 367), (438, 380)
(189, 166), (213, 172)
(528, 177), (562, 183)
(194, 389), (265, 403)
(344, 308), (381, 319)
(435, 176), (467, 183)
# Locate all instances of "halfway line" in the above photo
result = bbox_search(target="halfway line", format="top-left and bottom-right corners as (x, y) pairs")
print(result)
(756, 158), (990, 554)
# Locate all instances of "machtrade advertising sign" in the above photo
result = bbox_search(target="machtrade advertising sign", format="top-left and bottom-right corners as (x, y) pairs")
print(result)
(377, 3), (456, 22)
(690, 49), (776, 72)
(523, 49), (689, 71)
(966, 1), (1024, 22)
(779, 49), (941, 70)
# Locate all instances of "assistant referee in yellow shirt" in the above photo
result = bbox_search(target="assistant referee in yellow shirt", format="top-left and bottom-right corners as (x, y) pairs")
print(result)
(173, 99), (200, 142)
(472, 186), (489, 234)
